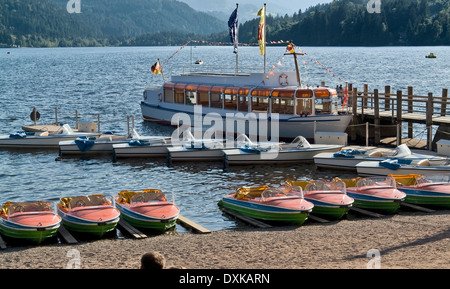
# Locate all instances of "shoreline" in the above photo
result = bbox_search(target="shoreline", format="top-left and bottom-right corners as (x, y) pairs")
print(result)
(0, 209), (449, 269)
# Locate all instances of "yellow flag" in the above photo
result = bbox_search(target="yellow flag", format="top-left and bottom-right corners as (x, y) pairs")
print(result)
(257, 6), (265, 56)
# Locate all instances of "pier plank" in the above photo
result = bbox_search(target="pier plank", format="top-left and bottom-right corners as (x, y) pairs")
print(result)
(221, 208), (272, 228)
(177, 215), (211, 234)
(0, 234), (7, 249)
(117, 219), (147, 239)
(349, 207), (384, 218)
(401, 203), (435, 213)
(58, 225), (78, 244)
(308, 214), (331, 223)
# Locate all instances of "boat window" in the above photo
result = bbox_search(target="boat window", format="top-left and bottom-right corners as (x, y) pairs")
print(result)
(68, 194), (111, 209)
(8, 201), (53, 215)
(173, 83), (185, 104)
(224, 88), (238, 110)
(186, 91), (197, 105)
(210, 86), (224, 109)
(130, 192), (167, 204)
(296, 98), (312, 115)
(272, 98), (294, 114)
(163, 83), (175, 103)
(251, 96), (269, 112)
(197, 85), (211, 106)
(272, 89), (295, 98)
(296, 89), (314, 98)
(315, 98), (331, 114)
(238, 95), (248, 112)
(164, 88), (174, 103)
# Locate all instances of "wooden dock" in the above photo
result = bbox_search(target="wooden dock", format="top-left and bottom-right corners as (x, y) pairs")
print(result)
(342, 84), (449, 151)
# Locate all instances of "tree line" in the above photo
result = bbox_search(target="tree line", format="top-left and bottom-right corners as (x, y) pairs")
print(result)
(1, 0), (449, 47)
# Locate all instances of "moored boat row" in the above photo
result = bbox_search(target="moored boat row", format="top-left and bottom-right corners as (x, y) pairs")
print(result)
(2, 173), (449, 246)
(0, 190), (179, 244)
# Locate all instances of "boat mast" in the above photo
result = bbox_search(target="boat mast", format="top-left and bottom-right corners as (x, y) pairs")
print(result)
(235, 3), (239, 75)
(284, 51), (303, 87)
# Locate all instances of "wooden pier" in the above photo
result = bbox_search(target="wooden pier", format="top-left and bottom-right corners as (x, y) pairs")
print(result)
(341, 84), (449, 150)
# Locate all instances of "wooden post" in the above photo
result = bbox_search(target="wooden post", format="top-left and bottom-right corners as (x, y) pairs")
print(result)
(385, 85), (391, 111)
(351, 87), (358, 141)
(363, 84), (368, 109)
(441, 88), (448, 116)
(407, 86), (413, 138)
(396, 90), (403, 146)
(374, 89), (380, 144)
(426, 93), (433, 151)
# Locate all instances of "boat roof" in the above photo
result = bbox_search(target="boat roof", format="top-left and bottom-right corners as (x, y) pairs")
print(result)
(171, 71), (301, 88)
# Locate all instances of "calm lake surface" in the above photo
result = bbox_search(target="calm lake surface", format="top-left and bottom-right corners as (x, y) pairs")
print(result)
(0, 46), (449, 232)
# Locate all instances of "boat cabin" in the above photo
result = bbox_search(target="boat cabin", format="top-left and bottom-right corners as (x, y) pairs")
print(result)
(145, 72), (341, 117)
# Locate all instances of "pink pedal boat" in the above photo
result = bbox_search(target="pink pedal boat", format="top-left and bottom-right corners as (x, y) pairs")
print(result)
(116, 189), (180, 232)
(287, 180), (354, 220)
(0, 201), (61, 244)
(341, 176), (406, 214)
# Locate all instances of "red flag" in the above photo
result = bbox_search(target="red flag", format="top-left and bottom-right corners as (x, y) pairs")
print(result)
(342, 83), (349, 109)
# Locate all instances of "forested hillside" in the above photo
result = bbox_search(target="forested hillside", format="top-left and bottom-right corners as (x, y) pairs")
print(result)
(236, 0), (450, 46)
(1, 0), (449, 47)
(0, 0), (225, 47)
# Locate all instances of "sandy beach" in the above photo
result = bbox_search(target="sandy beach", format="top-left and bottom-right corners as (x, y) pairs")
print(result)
(0, 209), (448, 270)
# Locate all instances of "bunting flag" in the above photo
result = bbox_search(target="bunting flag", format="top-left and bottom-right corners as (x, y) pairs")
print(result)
(228, 6), (239, 54)
(286, 41), (295, 53)
(342, 82), (349, 109)
(257, 6), (265, 55)
(151, 59), (162, 75)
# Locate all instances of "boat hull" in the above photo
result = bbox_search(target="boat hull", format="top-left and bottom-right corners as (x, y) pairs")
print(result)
(59, 139), (129, 156)
(346, 188), (405, 214)
(224, 145), (341, 165)
(218, 195), (313, 225)
(117, 203), (179, 232)
(167, 146), (226, 162)
(57, 207), (120, 237)
(398, 186), (450, 208)
(304, 195), (353, 220)
(0, 213), (61, 244)
(314, 152), (448, 170)
(356, 161), (450, 176)
(140, 102), (352, 140)
(0, 134), (99, 149)
(112, 143), (170, 158)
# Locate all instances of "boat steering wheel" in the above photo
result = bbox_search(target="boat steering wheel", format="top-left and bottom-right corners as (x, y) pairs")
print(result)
(75, 200), (86, 207)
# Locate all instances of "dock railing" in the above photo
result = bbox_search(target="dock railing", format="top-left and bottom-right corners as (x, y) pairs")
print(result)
(338, 83), (449, 150)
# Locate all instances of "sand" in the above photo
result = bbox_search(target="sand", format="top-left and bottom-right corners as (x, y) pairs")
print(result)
(0, 210), (449, 269)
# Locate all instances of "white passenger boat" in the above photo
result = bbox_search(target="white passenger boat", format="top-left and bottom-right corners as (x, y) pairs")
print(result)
(314, 144), (448, 170)
(224, 135), (342, 165)
(356, 159), (450, 177)
(0, 124), (100, 149)
(140, 55), (352, 140)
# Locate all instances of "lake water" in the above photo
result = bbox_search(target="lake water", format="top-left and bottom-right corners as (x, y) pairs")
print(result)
(0, 45), (449, 233)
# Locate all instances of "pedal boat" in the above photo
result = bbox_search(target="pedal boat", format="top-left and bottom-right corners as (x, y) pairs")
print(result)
(218, 185), (314, 225)
(116, 189), (179, 232)
(224, 135), (342, 165)
(287, 179), (354, 220)
(392, 174), (450, 208)
(340, 176), (406, 214)
(0, 201), (61, 244)
(57, 194), (120, 237)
